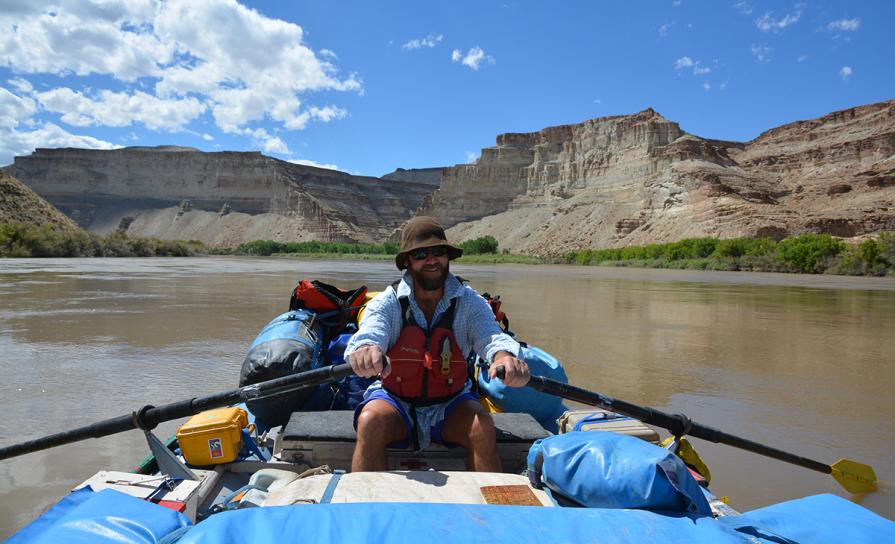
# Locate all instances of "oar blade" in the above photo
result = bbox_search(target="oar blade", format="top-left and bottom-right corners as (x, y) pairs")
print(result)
(831, 459), (877, 494)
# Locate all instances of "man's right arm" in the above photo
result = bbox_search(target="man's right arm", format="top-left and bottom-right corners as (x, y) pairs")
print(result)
(344, 289), (398, 378)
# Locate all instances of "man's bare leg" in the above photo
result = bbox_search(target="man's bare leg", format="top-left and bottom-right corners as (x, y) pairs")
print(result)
(441, 400), (502, 472)
(352, 400), (407, 472)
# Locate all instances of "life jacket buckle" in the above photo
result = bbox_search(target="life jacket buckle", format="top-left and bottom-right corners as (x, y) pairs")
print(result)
(440, 337), (451, 375)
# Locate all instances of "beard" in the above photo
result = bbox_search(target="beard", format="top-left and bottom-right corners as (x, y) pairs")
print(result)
(411, 261), (449, 292)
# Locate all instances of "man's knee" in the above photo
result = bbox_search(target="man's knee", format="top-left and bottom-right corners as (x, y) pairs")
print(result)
(467, 408), (496, 444)
(356, 401), (405, 445)
(444, 401), (496, 447)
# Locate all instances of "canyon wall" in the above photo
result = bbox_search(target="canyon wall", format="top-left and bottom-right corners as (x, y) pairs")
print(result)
(5, 147), (436, 246)
(6, 99), (894, 254)
(430, 101), (895, 255)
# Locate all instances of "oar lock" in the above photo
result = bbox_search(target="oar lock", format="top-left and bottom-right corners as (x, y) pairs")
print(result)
(672, 413), (693, 439)
(131, 405), (158, 432)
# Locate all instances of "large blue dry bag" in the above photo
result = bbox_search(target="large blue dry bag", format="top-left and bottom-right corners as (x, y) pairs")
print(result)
(527, 431), (712, 515)
(240, 310), (323, 429)
(477, 344), (568, 432)
(300, 331), (374, 411)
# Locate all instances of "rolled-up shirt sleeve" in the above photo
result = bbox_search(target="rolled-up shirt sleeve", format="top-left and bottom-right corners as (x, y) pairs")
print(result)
(344, 289), (399, 358)
(466, 290), (521, 363)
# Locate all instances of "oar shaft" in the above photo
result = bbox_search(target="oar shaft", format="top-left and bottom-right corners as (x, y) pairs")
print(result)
(0, 363), (354, 461)
(527, 375), (832, 475)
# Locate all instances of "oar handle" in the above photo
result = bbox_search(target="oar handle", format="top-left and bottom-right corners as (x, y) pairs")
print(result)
(0, 363), (355, 461)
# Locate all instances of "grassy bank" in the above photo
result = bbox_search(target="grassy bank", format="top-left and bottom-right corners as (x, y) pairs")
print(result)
(0, 222), (204, 257)
(1, 226), (540, 263)
(564, 233), (895, 276)
(7, 220), (890, 276)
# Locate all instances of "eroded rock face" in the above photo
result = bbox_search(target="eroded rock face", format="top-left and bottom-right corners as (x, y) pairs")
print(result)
(7, 100), (895, 254)
(6, 147), (436, 246)
(436, 100), (895, 256)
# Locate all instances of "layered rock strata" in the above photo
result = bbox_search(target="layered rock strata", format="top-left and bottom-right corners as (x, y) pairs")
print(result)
(6, 147), (435, 246)
(429, 101), (895, 255)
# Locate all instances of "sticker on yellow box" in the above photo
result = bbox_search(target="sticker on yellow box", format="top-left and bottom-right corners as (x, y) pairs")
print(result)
(209, 437), (224, 459)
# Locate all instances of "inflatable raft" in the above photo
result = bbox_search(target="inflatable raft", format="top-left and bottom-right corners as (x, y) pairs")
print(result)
(6, 286), (895, 543)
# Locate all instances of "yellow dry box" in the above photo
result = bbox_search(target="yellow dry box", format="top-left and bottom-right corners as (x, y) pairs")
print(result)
(176, 407), (248, 466)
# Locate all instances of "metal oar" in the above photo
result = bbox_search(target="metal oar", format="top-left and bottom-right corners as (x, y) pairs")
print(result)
(0, 363), (354, 461)
(496, 368), (877, 494)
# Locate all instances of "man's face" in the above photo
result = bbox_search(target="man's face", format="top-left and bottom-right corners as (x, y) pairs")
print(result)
(407, 245), (449, 292)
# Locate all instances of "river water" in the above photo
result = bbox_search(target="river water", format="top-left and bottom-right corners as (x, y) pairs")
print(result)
(1, 257), (893, 536)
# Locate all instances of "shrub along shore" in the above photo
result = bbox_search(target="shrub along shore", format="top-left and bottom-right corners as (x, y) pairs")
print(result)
(564, 233), (895, 276)
(1, 221), (891, 276)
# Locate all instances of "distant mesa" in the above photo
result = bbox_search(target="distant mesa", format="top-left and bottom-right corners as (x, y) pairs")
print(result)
(5, 99), (895, 254)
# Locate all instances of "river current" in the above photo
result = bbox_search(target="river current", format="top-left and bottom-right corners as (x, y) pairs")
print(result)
(1, 257), (893, 536)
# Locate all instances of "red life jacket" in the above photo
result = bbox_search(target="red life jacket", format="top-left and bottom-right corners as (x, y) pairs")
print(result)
(383, 296), (467, 404)
(288, 279), (367, 331)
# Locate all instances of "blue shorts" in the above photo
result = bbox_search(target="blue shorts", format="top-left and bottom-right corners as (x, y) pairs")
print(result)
(353, 382), (479, 450)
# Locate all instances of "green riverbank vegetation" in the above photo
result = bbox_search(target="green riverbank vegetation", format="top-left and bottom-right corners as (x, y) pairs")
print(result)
(0, 222), (204, 257)
(6, 219), (891, 276)
(226, 235), (541, 264)
(564, 233), (895, 276)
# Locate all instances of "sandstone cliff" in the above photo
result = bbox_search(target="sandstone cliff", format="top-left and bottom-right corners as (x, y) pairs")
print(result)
(0, 171), (80, 231)
(381, 167), (444, 186)
(5, 147), (436, 247)
(432, 101), (895, 256)
(6, 100), (894, 255)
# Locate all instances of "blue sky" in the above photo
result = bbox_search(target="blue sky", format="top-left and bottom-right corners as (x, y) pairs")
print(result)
(1, 1), (892, 175)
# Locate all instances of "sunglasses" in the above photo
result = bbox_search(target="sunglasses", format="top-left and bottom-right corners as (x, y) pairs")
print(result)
(409, 246), (448, 261)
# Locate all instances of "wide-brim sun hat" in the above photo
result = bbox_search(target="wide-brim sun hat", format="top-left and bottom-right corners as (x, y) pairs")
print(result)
(395, 216), (463, 270)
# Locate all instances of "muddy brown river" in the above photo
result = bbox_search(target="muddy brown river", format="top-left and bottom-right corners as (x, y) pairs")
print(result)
(1, 257), (893, 537)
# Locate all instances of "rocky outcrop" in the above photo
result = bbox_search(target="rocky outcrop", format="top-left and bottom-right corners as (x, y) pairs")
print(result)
(6, 147), (436, 246)
(381, 167), (444, 186)
(0, 171), (80, 231)
(435, 100), (895, 256)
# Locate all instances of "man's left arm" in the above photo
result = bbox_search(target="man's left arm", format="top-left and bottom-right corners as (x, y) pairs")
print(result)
(466, 292), (530, 387)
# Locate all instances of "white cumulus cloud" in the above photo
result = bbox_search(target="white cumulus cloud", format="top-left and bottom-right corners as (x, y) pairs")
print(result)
(36, 87), (206, 131)
(402, 33), (443, 50)
(840, 66), (853, 82)
(733, 1), (752, 15)
(1, 119), (121, 166)
(451, 47), (495, 70)
(756, 7), (802, 33)
(0, 0), (362, 158)
(0, 87), (38, 129)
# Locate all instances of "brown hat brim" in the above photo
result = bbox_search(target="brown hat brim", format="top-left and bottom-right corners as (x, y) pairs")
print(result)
(396, 241), (463, 270)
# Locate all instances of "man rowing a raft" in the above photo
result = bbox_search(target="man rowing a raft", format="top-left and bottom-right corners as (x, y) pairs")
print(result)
(345, 216), (530, 471)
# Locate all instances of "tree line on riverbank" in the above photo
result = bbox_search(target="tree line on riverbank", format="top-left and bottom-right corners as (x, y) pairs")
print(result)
(0, 222), (203, 257)
(3, 220), (892, 276)
(0, 222), (505, 260)
(225, 235), (500, 257)
(564, 233), (895, 276)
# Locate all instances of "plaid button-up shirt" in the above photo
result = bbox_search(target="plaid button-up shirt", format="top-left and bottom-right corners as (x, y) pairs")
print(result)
(344, 272), (520, 363)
